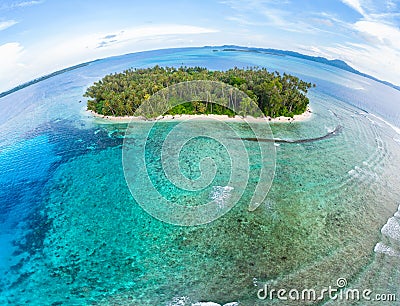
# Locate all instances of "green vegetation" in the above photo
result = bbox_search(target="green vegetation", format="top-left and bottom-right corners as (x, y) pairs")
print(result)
(84, 66), (314, 118)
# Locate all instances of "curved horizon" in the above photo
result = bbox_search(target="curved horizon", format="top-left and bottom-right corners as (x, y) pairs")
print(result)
(1, 45), (399, 98)
(1, 0), (399, 93)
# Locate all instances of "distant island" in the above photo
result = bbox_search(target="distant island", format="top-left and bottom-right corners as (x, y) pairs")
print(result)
(220, 46), (400, 92)
(0, 61), (98, 99)
(84, 66), (314, 118)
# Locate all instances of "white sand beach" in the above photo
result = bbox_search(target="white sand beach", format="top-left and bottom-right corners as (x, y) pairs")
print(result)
(87, 106), (312, 124)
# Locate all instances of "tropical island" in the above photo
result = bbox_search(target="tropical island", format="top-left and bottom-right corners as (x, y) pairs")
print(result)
(84, 66), (314, 119)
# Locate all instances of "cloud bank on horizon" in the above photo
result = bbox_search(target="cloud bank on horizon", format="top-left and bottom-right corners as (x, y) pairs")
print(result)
(0, 0), (399, 92)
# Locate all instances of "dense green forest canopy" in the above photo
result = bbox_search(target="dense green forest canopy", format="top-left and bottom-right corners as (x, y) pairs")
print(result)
(84, 66), (314, 118)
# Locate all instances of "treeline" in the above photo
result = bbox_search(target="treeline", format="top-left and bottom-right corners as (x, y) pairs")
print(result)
(84, 66), (314, 118)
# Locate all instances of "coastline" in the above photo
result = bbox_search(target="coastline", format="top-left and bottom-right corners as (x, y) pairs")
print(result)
(87, 106), (312, 124)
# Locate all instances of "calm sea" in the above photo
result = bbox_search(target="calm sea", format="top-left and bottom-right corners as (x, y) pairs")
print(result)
(1, 47), (400, 305)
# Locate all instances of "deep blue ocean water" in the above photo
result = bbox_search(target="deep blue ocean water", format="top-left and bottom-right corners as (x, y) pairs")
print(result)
(0, 47), (400, 305)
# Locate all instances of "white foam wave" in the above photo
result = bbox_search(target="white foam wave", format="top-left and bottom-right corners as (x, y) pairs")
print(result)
(381, 217), (400, 241)
(394, 204), (400, 218)
(325, 125), (335, 133)
(365, 116), (376, 125)
(348, 166), (379, 181)
(374, 242), (399, 257)
(167, 296), (191, 306)
(348, 169), (357, 177)
(210, 186), (234, 209)
(369, 113), (400, 135)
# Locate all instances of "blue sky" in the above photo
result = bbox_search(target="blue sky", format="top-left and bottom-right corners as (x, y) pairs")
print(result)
(0, 0), (399, 92)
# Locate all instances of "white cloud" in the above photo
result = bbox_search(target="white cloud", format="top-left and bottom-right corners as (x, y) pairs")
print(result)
(42, 25), (218, 58)
(225, 16), (268, 26)
(0, 20), (18, 31)
(220, 0), (290, 10)
(386, 0), (397, 10)
(328, 5), (400, 84)
(340, 0), (366, 16)
(354, 20), (400, 48)
(221, 0), (400, 85)
(312, 18), (334, 27)
(226, 5), (335, 35)
(0, 42), (26, 91)
(0, 24), (219, 93)
(304, 41), (400, 85)
(0, 42), (24, 69)
(14, 0), (44, 7)
(94, 25), (218, 49)
(0, 0), (44, 10)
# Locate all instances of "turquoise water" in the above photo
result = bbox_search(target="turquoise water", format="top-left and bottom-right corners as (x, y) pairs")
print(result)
(1, 47), (400, 305)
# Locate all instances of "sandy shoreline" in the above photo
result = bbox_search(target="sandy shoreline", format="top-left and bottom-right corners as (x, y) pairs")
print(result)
(87, 106), (312, 123)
